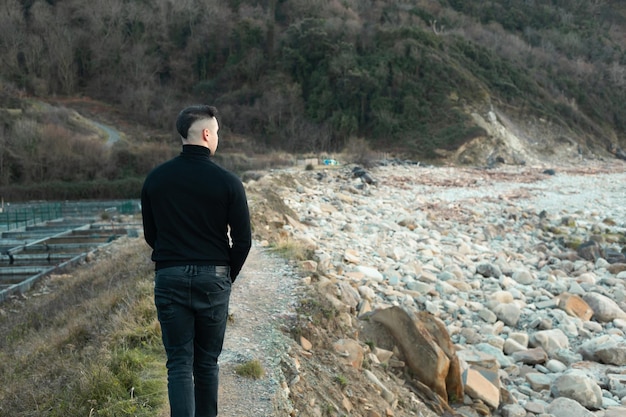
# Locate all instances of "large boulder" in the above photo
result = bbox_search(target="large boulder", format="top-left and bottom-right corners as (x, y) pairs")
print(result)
(369, 306), (463, 403)
(415, 311), (464, 403)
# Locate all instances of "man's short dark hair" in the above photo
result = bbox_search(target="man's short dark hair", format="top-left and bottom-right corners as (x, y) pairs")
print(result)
(176, 105), (218, 139)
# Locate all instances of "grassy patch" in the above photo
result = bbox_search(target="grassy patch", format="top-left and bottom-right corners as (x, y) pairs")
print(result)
(0, 237), (167, 417)
(270, 237), (315, 261)
(334, 374), (348, 388)
(234, 359), (265, 379)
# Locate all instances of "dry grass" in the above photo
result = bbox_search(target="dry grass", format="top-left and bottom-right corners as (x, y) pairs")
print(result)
(234, 359), (265, 380)
(269, 237), (314, 261)
(0, 237), (166, 417)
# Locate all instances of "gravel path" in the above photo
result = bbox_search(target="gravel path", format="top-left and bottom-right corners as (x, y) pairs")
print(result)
(217, 244), (302, 417)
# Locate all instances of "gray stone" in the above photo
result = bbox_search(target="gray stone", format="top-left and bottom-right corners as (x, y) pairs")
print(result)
(595, 340), (626, 366)
(405, 280), (433, 294)
(552, 349), (583, 365)
(501, 404), (526, 417)
(526, 372), (553, 391)
(608, 373), (626, 398)
(493, 302), (522, 327)
(508, 332), (529, 347)
(604, 406), (626, 417)
(358, 285), (377, 302)
(337, 281), (361, 309)
(524, 400), (546, 414)
(568, 281), (586, 296)
(531, 329), (569, 355)
(535, 299), (559, 309)
(355, 265), (384, 282)
(512, 347), (548, 365)
(583, 292), (626, 322)
(512, 269), (535, 285)
(546, 397), (596, 417)
(437, 270), (457, 281)
(545, 359), (568, 373)
(551, 370), (603, 409)
(477, 262), (502, 278)
(504, 338), (527, 355)
(478, 308), (498, 323)
(475, 343), (513, 368)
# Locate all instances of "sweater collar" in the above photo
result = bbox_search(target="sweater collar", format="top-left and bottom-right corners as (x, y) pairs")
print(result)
(181, 144), (211, 159)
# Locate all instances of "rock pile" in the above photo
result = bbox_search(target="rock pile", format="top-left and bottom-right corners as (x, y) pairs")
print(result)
(248, 162), (626, 417)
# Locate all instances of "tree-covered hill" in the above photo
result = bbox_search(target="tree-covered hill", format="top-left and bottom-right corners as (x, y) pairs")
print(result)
(0, 0), (624, 195)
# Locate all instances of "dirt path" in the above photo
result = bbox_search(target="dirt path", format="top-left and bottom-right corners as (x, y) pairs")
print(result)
(91, 120), (122, 146)
(159, 244), (301, 417)
(219, 244), (301, 416)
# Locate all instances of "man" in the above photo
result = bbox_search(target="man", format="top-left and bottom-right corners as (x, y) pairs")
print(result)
(141, 105), (252, 417)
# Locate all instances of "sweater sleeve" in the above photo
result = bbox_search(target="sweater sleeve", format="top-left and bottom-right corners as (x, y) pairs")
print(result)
(227, 178), (252, 281)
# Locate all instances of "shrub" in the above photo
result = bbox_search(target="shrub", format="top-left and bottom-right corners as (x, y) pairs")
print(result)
(342, 137), (376, 168)
(270, 237), (314, 261)
(234, 359), (265, 379)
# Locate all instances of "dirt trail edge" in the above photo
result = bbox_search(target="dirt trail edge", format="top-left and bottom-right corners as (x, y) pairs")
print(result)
(217, 243), (302, 417)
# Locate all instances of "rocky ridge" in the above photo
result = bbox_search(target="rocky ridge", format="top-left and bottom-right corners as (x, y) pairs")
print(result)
(246, 160), (626, 417)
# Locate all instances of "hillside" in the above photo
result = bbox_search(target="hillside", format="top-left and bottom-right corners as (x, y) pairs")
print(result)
(0, 0), (625, 197)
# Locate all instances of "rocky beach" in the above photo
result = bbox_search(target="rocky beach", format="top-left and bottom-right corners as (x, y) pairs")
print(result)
(246, 160), (626, 417)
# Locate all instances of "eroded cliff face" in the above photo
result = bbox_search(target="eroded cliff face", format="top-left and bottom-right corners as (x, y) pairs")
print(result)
(445, 106), (617, 167)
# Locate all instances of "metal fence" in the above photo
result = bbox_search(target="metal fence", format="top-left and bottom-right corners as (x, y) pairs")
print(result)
(0, 203), (63, 231)
(0, 200), (140, 231)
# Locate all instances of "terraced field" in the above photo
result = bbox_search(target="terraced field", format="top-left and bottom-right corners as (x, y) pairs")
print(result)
(0, 201), (142, 302)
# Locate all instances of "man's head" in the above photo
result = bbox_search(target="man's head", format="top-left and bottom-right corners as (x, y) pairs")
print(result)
(176, 105), (220, 154)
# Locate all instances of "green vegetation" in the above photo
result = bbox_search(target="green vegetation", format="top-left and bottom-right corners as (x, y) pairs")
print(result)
(234, 359), (265, 380)
(0, 238), (167, 417)
(0, 0), (625, 199)
(323, 403), (337, 415)
(1, 177), (145, 201)
(293, 297), (337, 329)
(270, 237), (314, 261)
(334, 374), (348, 388)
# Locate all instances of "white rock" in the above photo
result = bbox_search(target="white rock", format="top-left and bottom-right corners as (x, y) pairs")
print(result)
(354, 265), (384, 282)
(503, 338), (526, 355)
(531, 329), (569, 354)
(492, 303), (521, 327)
(584, 292), (626, 322)
(512, 269), (535, 285)
(546, 397), (596, 417)
(358, 285), (377, 301)
(551, 369), (603, 409)
(546, 358), (568, 373)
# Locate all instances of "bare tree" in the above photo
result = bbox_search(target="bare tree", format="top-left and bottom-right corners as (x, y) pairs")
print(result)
(608, 62), (626, 87)
(0, 0), (28, 85)
(24, 1), (80, 95)
(49, 26), (78, 94)
(11, 118), (43, 183)
(0, 126), (9, 186)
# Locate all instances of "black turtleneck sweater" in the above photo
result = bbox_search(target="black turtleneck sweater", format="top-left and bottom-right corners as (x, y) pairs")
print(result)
(141, 145), (252, 280)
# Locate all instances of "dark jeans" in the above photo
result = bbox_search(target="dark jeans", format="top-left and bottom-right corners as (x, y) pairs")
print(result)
(154, 265), (231, 417)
